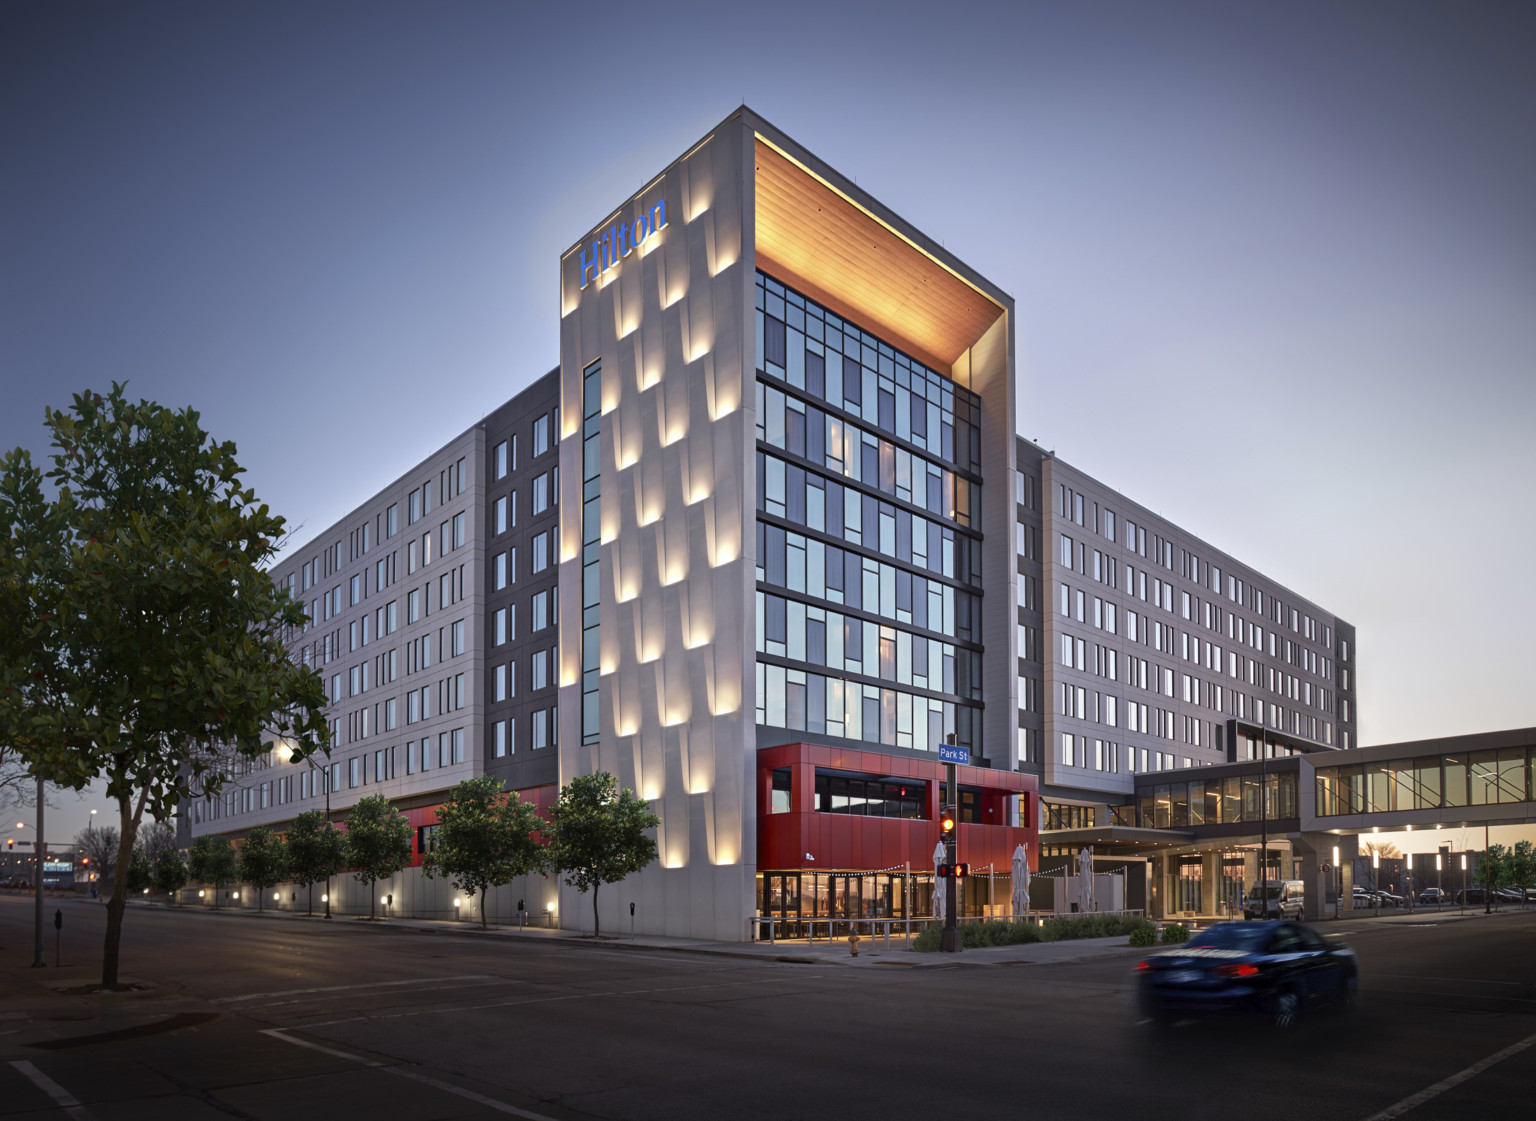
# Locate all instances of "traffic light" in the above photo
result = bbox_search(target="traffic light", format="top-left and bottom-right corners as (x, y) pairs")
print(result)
(936, 863), (970, 878)
(940, 811), (955, 835)
(6, 838), (11, 851)
(81, 857), (89, 866)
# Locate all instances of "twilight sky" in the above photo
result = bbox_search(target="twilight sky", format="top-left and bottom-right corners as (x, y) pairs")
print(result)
(3, 2), (1533, 843)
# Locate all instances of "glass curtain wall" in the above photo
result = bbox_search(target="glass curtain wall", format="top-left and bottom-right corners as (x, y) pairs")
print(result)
(753, 271), (985, 755)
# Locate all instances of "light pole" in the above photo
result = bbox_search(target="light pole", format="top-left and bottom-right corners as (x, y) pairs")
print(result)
(1372, 850), (1380, 916)
(1484, 821), (1493, 915)
(1436, 852), (1443, 907)
(1460, 853), (1467, 914)
(19, 775), (45, 967)
(1333, 844), (1341, 919)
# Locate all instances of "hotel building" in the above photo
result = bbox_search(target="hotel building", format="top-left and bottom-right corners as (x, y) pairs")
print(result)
(188, 108), (1358, 937)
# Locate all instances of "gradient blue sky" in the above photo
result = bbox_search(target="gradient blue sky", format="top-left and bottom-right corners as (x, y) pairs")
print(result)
(3, 2), (1533, 839)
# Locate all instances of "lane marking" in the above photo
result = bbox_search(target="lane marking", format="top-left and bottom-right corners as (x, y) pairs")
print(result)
(261, 1029), (560, 1120)
(212, 974), (494, 1004)
(292, 976), (794, 1029)
(1361, 1028), (1536, 1121)
(259, 1028), (383, 1066)
(9, 1060), (97, 1121)
(238, 978), (526, 1010)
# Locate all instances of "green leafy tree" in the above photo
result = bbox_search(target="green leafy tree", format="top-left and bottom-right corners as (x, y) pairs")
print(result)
(422, 776), (546, 928)
(285, 810), (347, 915)
(344, 794), (413, 919)
(125, 847), (154, 896)
(188, 833), (239, 908)
(0, 385), (328, 985)
(1510, 840), (1535, 901)
(237, 825), (289, 912)
(153, 848), (188, 901)
(546, 772), (659, 938)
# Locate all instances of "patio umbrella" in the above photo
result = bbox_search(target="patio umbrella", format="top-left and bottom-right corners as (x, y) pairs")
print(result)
(1011, 843), (1031, 918)
(932, 841), (947, 921)
(1077, 846), (1095, 912)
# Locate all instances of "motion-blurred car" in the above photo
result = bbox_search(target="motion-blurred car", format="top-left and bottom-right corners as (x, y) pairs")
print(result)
(1137, 921), (1359, 1029)
(1418, 888), (1447, 905)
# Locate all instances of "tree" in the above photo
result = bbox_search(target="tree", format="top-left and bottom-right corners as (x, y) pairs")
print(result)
(153, 848), (187, 901)
(74, 825), (120, 889)
(187, 834), (239, 908)
(0, 385), (329, 986)
(1361, 840), (1401, 860)
(237, 825), (288, 912)
(125, 847), (154, 895)
(135, 821), (177, 864)
(1510, 840), (1536, 903)
(285, 810), (347, 915)
(422, 777), (545, 928)
(546, 772), (659, 939)
(344, 794), (412, 919)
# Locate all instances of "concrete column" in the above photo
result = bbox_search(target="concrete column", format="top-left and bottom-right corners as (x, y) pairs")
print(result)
(1202, 849), (1223, 918)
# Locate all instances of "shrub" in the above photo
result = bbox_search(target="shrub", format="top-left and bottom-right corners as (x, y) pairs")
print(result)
(1160, 923), (1190, 944)
(911, 913), (1156, 952)
(1129, 926), (1157, 947)
(1039, 913), (1154, 942)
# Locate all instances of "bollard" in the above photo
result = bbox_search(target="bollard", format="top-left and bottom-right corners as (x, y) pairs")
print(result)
(53, 909), (62, 969)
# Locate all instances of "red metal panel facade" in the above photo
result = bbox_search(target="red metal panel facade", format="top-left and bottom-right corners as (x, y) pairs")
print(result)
(756, 743), (1039, 874)
(404, 782), (558, 865)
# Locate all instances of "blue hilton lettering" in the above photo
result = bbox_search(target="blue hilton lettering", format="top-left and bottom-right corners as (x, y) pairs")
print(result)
(578, 198), (668, 289)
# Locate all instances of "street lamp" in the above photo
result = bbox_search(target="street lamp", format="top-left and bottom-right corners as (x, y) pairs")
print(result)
(1372, 850), (1380, 916)
(1333, 844), (1342, 918)
(1461, 853), (1467, 914)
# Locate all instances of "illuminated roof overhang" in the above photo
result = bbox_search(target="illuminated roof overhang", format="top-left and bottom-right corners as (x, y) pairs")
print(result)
(753, 137), (1005, 375)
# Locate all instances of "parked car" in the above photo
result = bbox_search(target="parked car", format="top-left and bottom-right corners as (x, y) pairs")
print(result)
(1493, 888), (1524, 904)
(1137, 920), (1359, 1029)
(1245, 880), (1306, 921)
(1418, 888), (1447, 905)
(1375, 891), (1405, 908)
(1455, 888), (1488, 906)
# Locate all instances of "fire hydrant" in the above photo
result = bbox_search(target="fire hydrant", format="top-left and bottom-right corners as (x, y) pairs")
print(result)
(848, 931), (861, 957)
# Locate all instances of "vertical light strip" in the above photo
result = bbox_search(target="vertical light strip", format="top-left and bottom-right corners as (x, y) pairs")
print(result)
(580, 360), (603, 746)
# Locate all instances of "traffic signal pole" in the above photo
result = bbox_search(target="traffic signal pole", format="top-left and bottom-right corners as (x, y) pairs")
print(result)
(940, 760), (960, 953)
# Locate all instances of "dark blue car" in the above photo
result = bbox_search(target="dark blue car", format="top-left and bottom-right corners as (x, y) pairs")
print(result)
(1137, 921), (1359, 1028)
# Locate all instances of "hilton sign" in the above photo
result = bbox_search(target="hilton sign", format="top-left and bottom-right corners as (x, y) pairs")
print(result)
(577, 198), (668, 289)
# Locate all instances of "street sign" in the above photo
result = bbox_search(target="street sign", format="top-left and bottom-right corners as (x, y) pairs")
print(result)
(937, 744), (969, 765)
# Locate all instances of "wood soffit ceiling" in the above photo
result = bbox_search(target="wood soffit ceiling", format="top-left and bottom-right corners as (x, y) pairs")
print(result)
(752, 139), (1004, 374)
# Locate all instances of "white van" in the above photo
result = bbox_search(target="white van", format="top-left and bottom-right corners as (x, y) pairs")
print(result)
(1243, 879), (1306, 921)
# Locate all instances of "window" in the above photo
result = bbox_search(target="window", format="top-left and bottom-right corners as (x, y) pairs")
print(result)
(533, 473), (548, 515)
(494, 608), (507, 646)
(494, 663), (508, 701)
(408, 588), (421, 624)
(348, 757), (360, 788)
(532, 709), (548, 750)
(532, 531), (549, 574)
(452, 619), (466, 656)
(533, 414), (550, 457)
(495, 440), (509, 480)
(350, 574), (362, 605)
(495, 495), (508, 534)
(386, 504), (398, 537)
(532, 590), (549, 632)
(452, 512), (465, 550)
(494, 551), (507, 590)
(494, 719), (508, 757)
(532, 649), (548, 691)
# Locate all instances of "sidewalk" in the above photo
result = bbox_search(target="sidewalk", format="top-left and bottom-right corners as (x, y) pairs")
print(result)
(94, 897), (1152, 969)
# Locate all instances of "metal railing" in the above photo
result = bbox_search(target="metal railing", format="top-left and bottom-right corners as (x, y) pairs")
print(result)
(748, 909), (1147, 946)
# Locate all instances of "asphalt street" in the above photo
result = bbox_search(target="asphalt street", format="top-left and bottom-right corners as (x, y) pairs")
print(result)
(1, 895), (1533, 1120)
